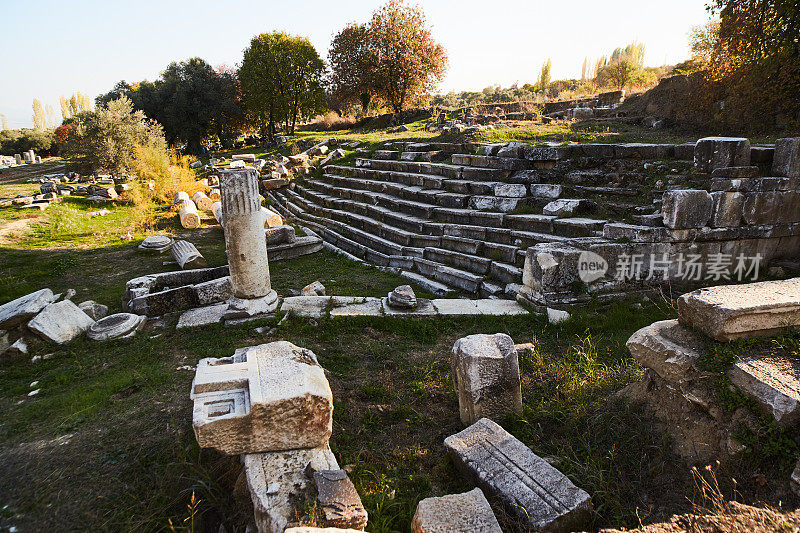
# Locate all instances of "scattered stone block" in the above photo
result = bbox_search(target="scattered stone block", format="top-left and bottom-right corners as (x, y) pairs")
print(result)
(387, 285), (417, 310)
(232, 154), (256, 162)
(27, 300), (95, 344)
(191, 341), (333, 454)
(281, 296), (331, 318)
(530, 184), (562, 199)
(262, 178), (289, 190)
(172, 240), (207, 270)
(451, 333), (522, 425)
(694, 137), (751, 173)
(265, 225), (296, 245)
(626, 320), (705, 384)
(445, 418), (592, 531)
(662, 190), (713, 229)
(329, 297), (383, 317)
(244, 444), (339, 533)
(411, 488), (501, 533)
(728, 354), (800, 426)
(177, 303), (228, 329)
(8, 338), (28, 356)
(677, 279), (800, 341)
(0, 288), (57, 329)
(547, 307), (571, 324)
(312, 470), (368, 530)
(78, 301), (109, 321)
(87, 313), (146, 341)
(431, 299), (481, 315)
(138, 235), (174, 253)
(773, 138), (800, 178)
(301, 281), (326, 297)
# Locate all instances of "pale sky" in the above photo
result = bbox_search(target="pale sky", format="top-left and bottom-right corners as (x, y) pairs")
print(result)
(0, 0), (710, 128)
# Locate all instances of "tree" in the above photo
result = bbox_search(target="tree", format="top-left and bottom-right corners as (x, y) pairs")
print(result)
(595, 42), (646, 88)
(96, 59), (244, 153)
(62, 96), (166, 175)
(367, 0), (447, 114)
(32, 99), (46, 130)
(60, 93), (92, 121)
(536, 59), (552, 91)
(328, 23), (376, 113)
(239, 32), (326, 139)
(0, 115), (7, 131)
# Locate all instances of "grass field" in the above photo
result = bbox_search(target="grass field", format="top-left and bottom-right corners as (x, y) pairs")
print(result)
(0, 124), (796, 532)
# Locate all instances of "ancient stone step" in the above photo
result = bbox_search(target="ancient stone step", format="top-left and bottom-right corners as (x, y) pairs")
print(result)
(191, 341), (333, 455)
(445, 418), (592, 531)
(729, 353), (800, 427)
(626, 319), (705, 384)
(677, 279), (800, 341)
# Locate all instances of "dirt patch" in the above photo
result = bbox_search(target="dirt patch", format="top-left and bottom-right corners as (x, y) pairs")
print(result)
(0, 216), (39, 244)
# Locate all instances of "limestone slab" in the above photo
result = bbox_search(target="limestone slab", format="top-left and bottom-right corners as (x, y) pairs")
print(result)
(677, 279), (800, 341)
(411, 488), (501, 533)
(626, 319), (705, 384)
(329, 297), (383, 317)
(245, 444), (339, 533)
(474, 299), (528, 316)
(694, 137), (751, 173)
(728, 354), (800, 426)
(662, 190), (713, 229)
(451, 334), (522, 425)
(191, 341), (333, 454)
(313, 469), (368, 530)
(281, 296), (331, 318)
(773, 138), (800, 178)
(177, 303), (228, 329)
(445, 418), (592, 531)
(0, 288), (57, 329)
(27, 300), (95, 344)
(431, 299), (481, 315)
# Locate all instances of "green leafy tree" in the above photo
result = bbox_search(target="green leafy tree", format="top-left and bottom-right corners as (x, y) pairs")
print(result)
(595, 42), (646, 88)
(239, 32), (326, 139)
(62, 96), (166, 174)
(328, 23), (376, 113)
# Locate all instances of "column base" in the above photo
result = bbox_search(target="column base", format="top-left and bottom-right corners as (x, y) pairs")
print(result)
(224, 291), (279, 321)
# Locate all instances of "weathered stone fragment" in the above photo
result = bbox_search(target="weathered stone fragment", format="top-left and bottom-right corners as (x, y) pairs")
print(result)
(244, 444), (339, 533)
(265, 225), (296, 245)
(8, 338), (27, 356)
(445, 418), (592, 532)
(411, 488), (501, 533)
(694, 137), (751, 173)
(313, 470), (368, 530)
(232, 153), (256, 162)
(451, 334), (522, 425)
(543, 199), (585, 217)
(301, 281), (326, 297)
(176, 303), (228, 329)
(530, 184), (562, 199)
(493, 183), (527, 198)
(773, 138), (800, 178)
(172, 240), (207, 270)
(138, 235), (174, 253)
(710, 166), (759, 179)
(87, 313), (146, 341)
(626, 320), (705, 384)
(387, 285), (417, 309)
(677, 279), (800, 341)
(728, 354), (800, 426)
(662, 190), (713, 229)
(27, 300), (95, 344)
(281, 296), (331, 318)
(191, 341), (333, 454)
(261, 207), (283, 228)
(0, 288), (57, 329)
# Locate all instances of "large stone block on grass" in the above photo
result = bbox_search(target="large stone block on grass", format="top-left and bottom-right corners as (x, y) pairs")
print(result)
(677, 279), (800, 341)
(27, 300), (95, 344)
(451, 334), (522, 425)
(245, 444), (339, 533)
(694, 137), (751, 173)
(662, 190), (713, 229)
(773, 138), (800, 178)
(0, 288), (57, 329)
(728, 354), (800, 426)
(411, 488), (501, 533)
(445, 418), (592, 532)
(191, 341), (333, 455)
(626, 320), (705, 384)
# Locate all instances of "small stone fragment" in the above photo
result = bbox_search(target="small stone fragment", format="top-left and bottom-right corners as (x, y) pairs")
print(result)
(411, 488), (501, 533)
(387, 285), (417, 310)
(313, 469), (368, 530)
(78, 301), (109, 321)
(301, 281), (326, 297)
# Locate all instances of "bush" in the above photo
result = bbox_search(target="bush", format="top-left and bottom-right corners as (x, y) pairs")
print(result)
(62, 96), (166, 175)
(0, 128), (56, 156)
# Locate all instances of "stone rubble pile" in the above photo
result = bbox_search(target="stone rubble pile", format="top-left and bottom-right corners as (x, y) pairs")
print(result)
(623, 277), (800, 465)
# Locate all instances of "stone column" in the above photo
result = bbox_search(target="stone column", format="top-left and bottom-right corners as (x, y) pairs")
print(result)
(219, 169), (278, 317)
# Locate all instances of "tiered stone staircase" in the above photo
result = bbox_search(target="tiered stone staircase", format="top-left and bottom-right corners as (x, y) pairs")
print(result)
(267, 141), (687, 298)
